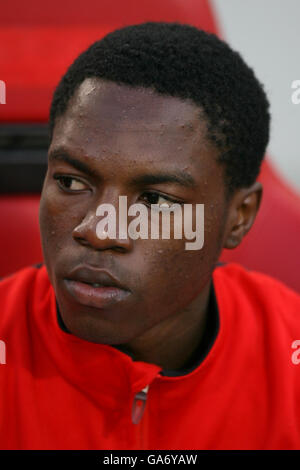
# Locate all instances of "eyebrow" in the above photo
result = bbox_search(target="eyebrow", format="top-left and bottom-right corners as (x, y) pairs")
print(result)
(48, 150), (98, 178)
(48, 149), (197, 188)
(130, 173), (196, 188)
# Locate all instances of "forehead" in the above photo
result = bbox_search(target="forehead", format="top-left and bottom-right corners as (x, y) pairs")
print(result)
(60, 77), (204, 131)
(50, 78), (221, 181)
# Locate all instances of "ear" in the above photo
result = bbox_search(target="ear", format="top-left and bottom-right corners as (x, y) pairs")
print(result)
(223, 181), (263, 249)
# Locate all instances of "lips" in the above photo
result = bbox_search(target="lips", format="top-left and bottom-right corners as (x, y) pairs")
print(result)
(63, 265), (131, 309)
(66, 266), (129, 290)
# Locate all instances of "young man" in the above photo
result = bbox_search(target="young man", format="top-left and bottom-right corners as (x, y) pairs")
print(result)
(0, 22), (300, 450)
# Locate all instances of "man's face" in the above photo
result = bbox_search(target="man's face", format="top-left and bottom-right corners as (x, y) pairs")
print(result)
(39, 78), (229, 345)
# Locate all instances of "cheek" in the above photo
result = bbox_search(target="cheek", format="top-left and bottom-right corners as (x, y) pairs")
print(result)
(136, 206), (225, 313)
(39, 184), (79, 258)
(135, 241), (206, 311)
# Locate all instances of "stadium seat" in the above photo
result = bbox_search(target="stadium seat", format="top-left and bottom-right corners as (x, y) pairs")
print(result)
(0, 0), (299, 293)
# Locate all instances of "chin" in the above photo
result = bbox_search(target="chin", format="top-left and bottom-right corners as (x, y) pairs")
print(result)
(62, 312), (140, 346)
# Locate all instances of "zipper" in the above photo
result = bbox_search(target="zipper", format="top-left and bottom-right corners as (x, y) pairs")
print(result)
(131, 385), (149, 425)
(131, 372), (161, 448)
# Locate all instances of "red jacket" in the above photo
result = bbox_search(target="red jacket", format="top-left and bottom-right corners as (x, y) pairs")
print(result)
(1, 262), (300, 450)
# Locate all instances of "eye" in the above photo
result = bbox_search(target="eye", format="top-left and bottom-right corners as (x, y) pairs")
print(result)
(140, 191), (183, 208)
(54, 175), (88, 192)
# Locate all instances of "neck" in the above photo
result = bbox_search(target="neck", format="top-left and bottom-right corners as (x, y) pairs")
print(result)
(120, 279), (212, 371)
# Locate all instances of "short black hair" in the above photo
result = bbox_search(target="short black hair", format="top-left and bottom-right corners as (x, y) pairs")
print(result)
(49, 22), (270, 195)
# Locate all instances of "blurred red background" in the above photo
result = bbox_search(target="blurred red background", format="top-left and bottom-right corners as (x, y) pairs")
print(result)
(0, 0), (299, 292)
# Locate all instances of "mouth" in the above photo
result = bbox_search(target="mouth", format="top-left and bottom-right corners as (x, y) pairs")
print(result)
(63, 266), (131, 309)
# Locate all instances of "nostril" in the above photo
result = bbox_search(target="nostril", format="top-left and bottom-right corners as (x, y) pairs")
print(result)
(114, 246), (127, 254)
(72, 211), (133, 252)
(73, 235), (90, 246)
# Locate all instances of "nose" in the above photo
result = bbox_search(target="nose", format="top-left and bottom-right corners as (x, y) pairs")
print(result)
(72, 198), (132, 252)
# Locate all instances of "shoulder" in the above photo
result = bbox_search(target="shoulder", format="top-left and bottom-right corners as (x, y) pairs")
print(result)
(213, 261), (300, 302)
(0, 264), (51, 330)
(213, 264), (300, 423)
(213, 261), (300, 336)
(0, 263), (47, 295)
